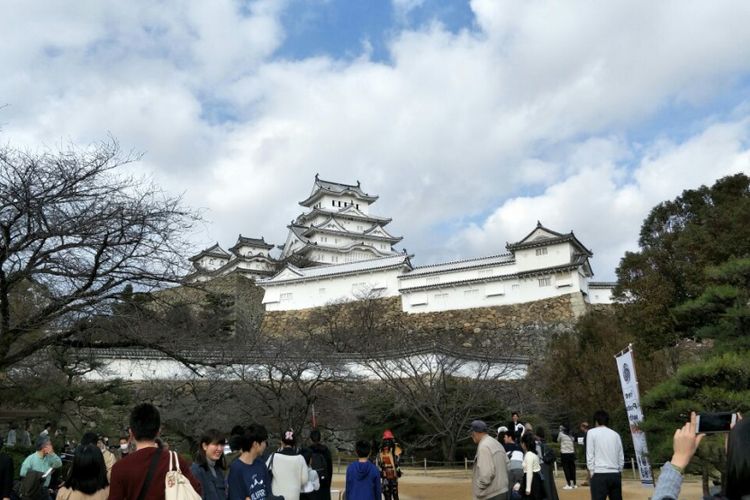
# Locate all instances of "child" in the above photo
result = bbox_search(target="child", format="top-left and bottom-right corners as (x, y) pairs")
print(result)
(345, 441), (381, 500)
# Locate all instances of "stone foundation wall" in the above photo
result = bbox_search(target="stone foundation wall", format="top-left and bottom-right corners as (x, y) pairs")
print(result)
(261, 292), (590, 350)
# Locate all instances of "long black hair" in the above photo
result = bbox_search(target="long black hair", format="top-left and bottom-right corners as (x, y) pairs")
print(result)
(66, 444), (108, 495)
(723, 418), (750, 499)
(521, 432), (537, 454)
(195, 429), (227, 470)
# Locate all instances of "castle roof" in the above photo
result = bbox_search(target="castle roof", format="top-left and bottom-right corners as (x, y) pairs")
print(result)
(298, 174), (379, 207)
(229, 235), (275, 254)
(401, 253), (515, 279)
(262, 254), (412, 285)
(506, 221), (593, 256)
(188, 243), (231, 262)
(295, 206), (392, 225)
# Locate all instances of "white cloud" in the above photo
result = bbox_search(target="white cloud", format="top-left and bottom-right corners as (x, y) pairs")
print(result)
(1, 0), (750, 276)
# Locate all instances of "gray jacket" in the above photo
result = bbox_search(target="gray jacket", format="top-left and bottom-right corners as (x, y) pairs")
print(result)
(473, 435), (509, 500)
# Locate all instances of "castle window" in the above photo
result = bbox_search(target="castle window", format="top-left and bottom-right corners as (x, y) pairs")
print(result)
(434, 292), (449, 301)
(512, 284), (520, 292)
(464, 288), (479, 295)
(535, 247), (548, 256)
(332, 200), (335, 207)
(356, 204), (359, 209)
(280, 292), (293, 301)
(337, 201), (341, 207)
(538, 277), (552, 287)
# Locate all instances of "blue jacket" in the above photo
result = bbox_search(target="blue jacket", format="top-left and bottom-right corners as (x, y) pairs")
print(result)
(345, 461), (381, 500)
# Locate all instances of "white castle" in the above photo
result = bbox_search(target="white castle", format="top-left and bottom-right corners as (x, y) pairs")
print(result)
(188, 176), (616, 312)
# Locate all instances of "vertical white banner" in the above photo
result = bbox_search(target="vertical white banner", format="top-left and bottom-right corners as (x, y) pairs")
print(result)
(615, 346), (654, 487)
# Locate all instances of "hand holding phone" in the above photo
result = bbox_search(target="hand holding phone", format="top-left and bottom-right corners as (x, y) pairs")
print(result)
(671, 412), (703, 470)
(695, 412), (737, 434)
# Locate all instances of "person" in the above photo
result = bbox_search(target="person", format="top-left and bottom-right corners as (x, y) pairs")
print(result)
(470, 420), (509, 500)
(345, 440), (381, 500)
(653, 412), (747, 500)
(227, 424), (273, 500)
(586, 410), (623, 500)
(109, 403), (201, 500)
(509, 413), (525, 444)
(498, 427), (524, 489)
(115, 436), (131, 460)
(266, 429), (307, 500)
(308, 429), (333, 500)
(520, 433), (544, 500)
(19, 423), (32, 449)
(578, 422), (590, 487)
(534, 427), (558, 500)
(300, 448), (320, 499)
(5, 424), (16, 449)
(191, 429), (227, 500)
(0, 437), (14, 500)
(20, 435), (63, 500)
(40, 423), (53, 438)
(557, 425), (577, 489)
(225, 425), (245, 468)
(377, 430), (402, 500)
(56, 443), (109, 500)
(80, 433), (116, 480)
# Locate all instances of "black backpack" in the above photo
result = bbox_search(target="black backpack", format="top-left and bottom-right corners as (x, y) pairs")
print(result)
(16, 471), (45, 500)
(310, 451), (328, 483)
(541, 443), (556, 465)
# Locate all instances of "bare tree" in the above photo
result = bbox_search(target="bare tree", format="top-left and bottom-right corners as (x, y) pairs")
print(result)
(0, 139), (199, 370)
(357, 334), (521, 461)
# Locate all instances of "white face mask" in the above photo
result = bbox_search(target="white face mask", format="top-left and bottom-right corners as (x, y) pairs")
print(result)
(120, 444), (129, 451)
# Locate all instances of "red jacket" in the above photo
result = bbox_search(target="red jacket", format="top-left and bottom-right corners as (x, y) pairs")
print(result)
(109, 447), (202, 500)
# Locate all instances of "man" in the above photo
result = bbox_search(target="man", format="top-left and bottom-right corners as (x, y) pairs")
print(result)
(509, 413), (525, 444)
(309, 429), (333, 500)
(19, 435), (63, 500)
(471, 420), (509, 500)
(497, 427), (523, 489)
(345, 440), (381, 500)
(227, 424), (273, 500)
(109, 403), (201, 500)
(116, 436), (131, 459)
(586, 410), (624, 500)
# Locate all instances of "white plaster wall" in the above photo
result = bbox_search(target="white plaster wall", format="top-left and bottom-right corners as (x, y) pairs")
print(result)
(588, 287), (616, 304)
(400, 269), (580, 313)
(513, 242), (573, 272)
(264, 267), (403, 311)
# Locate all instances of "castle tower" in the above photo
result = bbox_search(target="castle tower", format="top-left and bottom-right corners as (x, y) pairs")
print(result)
(279, 175), (403, 266)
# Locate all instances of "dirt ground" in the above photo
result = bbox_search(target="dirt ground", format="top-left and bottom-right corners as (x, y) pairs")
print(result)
(330, 471), (705, 500)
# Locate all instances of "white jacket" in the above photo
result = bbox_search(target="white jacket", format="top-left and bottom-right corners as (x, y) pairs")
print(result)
(267, 452), (308, 500)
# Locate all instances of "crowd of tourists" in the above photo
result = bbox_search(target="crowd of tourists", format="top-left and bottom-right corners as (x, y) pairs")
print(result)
(0, 404), (748, 500)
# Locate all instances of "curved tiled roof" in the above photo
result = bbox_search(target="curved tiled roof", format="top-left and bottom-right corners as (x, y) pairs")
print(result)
(262, 254), (412, 284)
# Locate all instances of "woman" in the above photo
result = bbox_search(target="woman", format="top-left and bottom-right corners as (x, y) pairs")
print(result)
(56, 444), (109, 500)
(557, 425), (577, 489)
(520, 432), (544, 500)
(653, 412), (748, 500)
(191, 429), (227, 500)
(267, 429), (307, 500)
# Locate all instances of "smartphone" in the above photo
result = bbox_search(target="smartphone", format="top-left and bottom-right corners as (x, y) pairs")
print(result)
(695, 412), (736, 434)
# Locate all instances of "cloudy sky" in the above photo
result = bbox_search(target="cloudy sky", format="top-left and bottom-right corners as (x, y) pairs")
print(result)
(3, 0), (750, 279)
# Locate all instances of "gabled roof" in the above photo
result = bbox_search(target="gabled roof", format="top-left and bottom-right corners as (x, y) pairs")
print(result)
(293, 240), (397, 258)
(229, 235), (274, 253)
(295, 207), (392, 225)
(261, 254), (413, 285)
(302, 219), (403, 244)
(188, 243), (231, 262)
(299, 174), (379, 207)
(506, 221), (593, 256)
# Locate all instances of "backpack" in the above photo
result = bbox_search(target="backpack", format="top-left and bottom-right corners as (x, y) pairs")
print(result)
(17, 470), (45, 500)
(310, 451), (328, 483)
(541, 443), (556, 465)
(164, 451), (201, 500)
